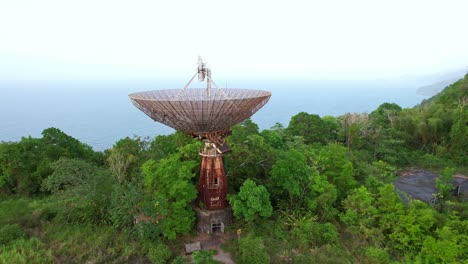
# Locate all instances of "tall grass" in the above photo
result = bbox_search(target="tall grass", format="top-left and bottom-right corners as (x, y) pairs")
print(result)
(0, 237), (54, 264)
(44, 224), (146, 263)
(0, 198), (154, 263)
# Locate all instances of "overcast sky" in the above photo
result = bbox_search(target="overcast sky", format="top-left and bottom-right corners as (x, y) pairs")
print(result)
(1, 0), (467, 81)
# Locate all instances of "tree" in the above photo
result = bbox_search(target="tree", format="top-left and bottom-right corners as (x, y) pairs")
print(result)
(292, 220), (338, 250)
(363, 161), (397, 192)
(225, 134), (275, 190)
(107, 136), (149, 184)
(41, 158), (97, 194)
(388, 201), (436, 254)
(41, 127), (94, 160)
(109, 181), (146, 231)
(436, 167), (455, 200)
(316, 144), (357, 201)
(107, 148), (135, 184)
(448, 101), (467, 164)
(149, 131), (195, 162)
(0, 128), (100, 195)
(340, 186), (377, 229)
(0, 142), (27, 194)
(270, 149), (316, 206)
(374, 184), (405, 235)
(287, 112), (328, 144)
(369, 103), (402, 128)
(270, 148), (338, 218)
(260, 123), (285, 149)
(322, 115), (340, 143)
(228, 179), (272, 221)
(142, 154), (197, 240)
(339, 112), (370, 149)
(418, 235), (460, 263)
(417, 218), (468, 263)
(41, 158), (115, 224)
(229, 119), (259, 143)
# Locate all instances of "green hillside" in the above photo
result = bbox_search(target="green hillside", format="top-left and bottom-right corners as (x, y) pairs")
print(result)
(1, 76), (467, 263)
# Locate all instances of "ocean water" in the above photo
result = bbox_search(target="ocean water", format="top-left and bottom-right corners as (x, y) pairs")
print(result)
(0, 79), (428, 151)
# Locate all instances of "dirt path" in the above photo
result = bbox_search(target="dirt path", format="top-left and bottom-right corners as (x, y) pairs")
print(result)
(192, 233), (235, 263)
(212, 247), (235, 264)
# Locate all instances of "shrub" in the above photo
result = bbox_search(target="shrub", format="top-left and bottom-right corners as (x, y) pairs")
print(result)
(171, 256), (187, 264)
(134, 222), (162, 243)
(0, 237), (54, 264)
(38, 205), (58, 221)
(228, 179), (273, 221)
(365, 247), (391, 264)
(192, 249), (219, 264)
(292, 220), (338, 250)
(0, 224), (25, 245)
(147, 242), (172, 264)
(0, 199), (31, 226)
(239, 236), (270, 264)
(436, 167), (455, 200)
(44, 224), (142, 263)
(293, 244), (352, 263)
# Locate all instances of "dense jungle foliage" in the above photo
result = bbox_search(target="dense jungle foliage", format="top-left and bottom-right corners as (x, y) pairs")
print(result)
(0, 74), (467, 263)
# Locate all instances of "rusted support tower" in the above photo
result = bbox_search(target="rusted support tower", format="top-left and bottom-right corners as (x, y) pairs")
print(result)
(197, 141), (229, 210)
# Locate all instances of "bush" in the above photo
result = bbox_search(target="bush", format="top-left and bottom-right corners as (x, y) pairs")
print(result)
(239, 236), (270, 264)
(0, 237), (54, 264)
(436, 167), (455, 200)
(44, 224), (142, 263)
(171, 256), (187, 264)
(134, 222), (162, 243)
(0, 199), (31, 226)
(292, 220), (338, 250)
(147, 242), (172, 264)
(53, 169), (115, 225)
(0, 199), (51, 229)
(228, 179), (273, 222)
(192, 249), (219, 264)
(109, 181), (145, 232)
(0, 224), (25, 245)
(293, 244), (352, 263)
(38, 205), (58, 221)
(365, 247), (391, 264)
(416, 153), (454, 170)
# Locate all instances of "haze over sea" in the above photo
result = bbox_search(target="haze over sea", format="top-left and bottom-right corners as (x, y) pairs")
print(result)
(0, 79), (430, 151)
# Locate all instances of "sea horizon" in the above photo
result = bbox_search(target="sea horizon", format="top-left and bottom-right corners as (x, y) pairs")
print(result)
(0, 79), (432, 151)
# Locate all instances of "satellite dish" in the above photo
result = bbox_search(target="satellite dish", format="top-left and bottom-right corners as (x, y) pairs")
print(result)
(129, 57), (272, 216)
(129, 57), (271, 140)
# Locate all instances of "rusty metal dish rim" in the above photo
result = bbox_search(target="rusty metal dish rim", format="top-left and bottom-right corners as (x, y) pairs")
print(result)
(128, 88), (271, 135)
(128, 88), (272, 101)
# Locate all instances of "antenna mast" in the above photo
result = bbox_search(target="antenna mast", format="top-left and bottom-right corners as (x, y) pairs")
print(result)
(178, 56), (227, 100)
(198, 56), (212, 96)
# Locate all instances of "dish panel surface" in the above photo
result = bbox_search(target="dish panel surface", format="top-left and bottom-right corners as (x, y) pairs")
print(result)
(129, 88), (271, 133)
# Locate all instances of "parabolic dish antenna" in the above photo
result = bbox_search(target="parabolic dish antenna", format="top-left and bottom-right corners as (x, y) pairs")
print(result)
(129, 57), (272, 227)
(129, 57), (271, 137)
(129, 88), (271, 135)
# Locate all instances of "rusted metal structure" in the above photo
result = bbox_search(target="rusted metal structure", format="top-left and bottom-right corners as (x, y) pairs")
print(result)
(129, 57), (271, 232)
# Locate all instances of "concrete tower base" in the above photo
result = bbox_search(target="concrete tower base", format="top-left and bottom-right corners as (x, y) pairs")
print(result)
(194, 206), (232, 234)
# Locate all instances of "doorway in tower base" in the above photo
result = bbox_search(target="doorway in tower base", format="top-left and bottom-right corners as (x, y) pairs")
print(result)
(210, 221), (224, 233)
